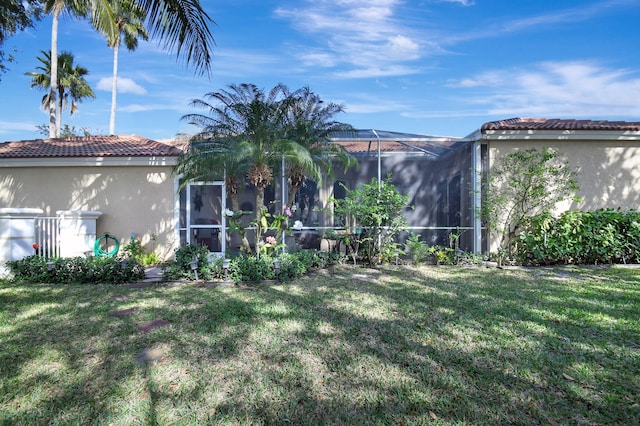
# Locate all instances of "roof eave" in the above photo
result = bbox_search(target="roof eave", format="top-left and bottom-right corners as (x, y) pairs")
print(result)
(480, 129), (640, 141)
(0, 156), (179, 168)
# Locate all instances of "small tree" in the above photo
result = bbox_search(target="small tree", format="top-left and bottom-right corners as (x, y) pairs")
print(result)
(481, 147), (580, 264)
(332, 176), (410, 265)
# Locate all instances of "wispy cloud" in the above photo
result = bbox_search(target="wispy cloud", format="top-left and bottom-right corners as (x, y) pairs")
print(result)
(274, 0), (426, 78)
(446, 61), (640, 118)
(445, 0), (638, 44)
(437, 0), (475, 5)
(96, 77), (147, 95)
(0, 121), (37, 135)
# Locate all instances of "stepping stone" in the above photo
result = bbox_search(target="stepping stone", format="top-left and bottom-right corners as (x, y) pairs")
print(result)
(136, 347), (165, 364)
(109, 308), (138, 317)
(139, 319), (170, 333)
(110, 295), (129, 301)
(351, 273), (375, 282)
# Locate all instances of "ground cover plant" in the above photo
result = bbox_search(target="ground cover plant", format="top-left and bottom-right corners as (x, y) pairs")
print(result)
(1, 265), (638, 424)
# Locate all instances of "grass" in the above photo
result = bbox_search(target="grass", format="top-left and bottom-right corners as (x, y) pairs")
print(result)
(1, 265), (639, 425)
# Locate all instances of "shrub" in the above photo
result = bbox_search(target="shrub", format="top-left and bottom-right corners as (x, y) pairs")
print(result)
(229, 254), (276, 283)
(516, 208), (640, 265)
(332, 176), (410, 265)
(161, 243), (215, 281)
(481, 147), (580, 265)
(405, 233), (430, 264)
(6, 255), (145, 284)
(122, 235), (161, 266)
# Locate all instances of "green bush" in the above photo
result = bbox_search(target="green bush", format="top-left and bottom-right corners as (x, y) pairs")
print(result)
(122, 236), (161, 266)
(161, 243), (216, 281)
(277, 253), (307, 281)
(230, 254), (276, 283)
(6, 255), (145, 284)
(405, 233), (430, 264)
(160, 247), (344, 284)
(516, 208), (640, 265)
(332, 176), (410, 265)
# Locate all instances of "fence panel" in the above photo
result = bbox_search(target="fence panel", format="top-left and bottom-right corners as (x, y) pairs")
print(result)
(34, 217), (60, 258)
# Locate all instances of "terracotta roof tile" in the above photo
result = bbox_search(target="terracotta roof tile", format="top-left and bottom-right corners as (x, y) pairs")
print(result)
(481, 117), (640, 132)
(0, 135), (181, 159)
(334, 140), (460, 156)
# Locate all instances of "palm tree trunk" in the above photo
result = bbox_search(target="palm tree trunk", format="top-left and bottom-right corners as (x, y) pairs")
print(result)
(287, 184), (301, 208)
(254, 185), (266, 255)
(56, 86), (63, 135)
(109, 43), (119, 135)
(227, 181), (251, 253)
(49, 9), (60, 138)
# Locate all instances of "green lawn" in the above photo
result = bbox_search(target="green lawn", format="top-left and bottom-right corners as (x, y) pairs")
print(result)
(1, 265), (638, 425)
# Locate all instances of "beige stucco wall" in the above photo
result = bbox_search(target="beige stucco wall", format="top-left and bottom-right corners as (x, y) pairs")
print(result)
(0, 164), (177, 261)
(488, 139), (640, 212)
(486, 138), (640, 251)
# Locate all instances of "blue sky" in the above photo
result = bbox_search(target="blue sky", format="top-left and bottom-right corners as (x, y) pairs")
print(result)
(1, 0), (640, 142)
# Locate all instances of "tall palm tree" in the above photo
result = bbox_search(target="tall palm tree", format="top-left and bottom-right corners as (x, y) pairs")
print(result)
(282, 86), (356, 207)
(26, 50), (95, 133)
(180, 83), (318, 253)
(43, 0), (215, 138)
(43, 0), (87, 138)
(91, 0), (148, 135)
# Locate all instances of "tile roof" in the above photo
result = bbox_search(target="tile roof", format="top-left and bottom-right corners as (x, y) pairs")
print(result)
(481, 117), (640, 132)
(334, 140), (462, 157)
(0, 135), (181, 159)
(330, 129), (469, 157)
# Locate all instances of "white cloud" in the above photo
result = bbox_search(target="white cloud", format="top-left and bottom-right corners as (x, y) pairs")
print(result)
(449, 61), (640, 118)
(334, 65), (420, 79)
(96, 77), (147, 95)
(0, 121), (37, 135)
(445, 0), (637, 45)
(438, 0), (475, 5)
(275, 0), (427, 79)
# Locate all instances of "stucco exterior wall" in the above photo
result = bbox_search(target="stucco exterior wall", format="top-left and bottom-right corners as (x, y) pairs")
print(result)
(0, 165), (177, 260)
(486, 138), (640, 252)
(488, 139), (640, 212)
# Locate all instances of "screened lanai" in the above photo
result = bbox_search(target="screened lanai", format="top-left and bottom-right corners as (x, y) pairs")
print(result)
(177, 129), (482, 255)
(330, 130), (479, 252)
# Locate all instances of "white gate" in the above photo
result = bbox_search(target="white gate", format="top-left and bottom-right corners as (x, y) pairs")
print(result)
(34, 217), (60, 258)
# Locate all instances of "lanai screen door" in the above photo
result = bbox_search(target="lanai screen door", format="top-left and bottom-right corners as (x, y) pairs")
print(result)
(179, 182), (227, 255)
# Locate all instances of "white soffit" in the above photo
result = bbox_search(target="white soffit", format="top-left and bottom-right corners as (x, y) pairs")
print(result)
(0, 156), (178, 167)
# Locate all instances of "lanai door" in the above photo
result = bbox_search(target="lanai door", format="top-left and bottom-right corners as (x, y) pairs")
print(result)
(180, 182), (227, 255)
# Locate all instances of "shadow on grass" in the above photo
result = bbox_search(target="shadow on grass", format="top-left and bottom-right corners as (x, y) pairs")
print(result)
(1, 265), (638, 424)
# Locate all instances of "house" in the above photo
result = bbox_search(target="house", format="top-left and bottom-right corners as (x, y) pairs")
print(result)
(470, 118), (640, 252)
(0, 135), (181, 265)
(2, 117), (640, 266)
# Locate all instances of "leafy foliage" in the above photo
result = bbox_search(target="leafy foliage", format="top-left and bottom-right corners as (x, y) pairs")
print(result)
(332, 176), (410, 265)
(161, 247), (343, 283)
(516, 208), (640, 265)
(481, 147), (580, 264)
(229, 254), (276, 283)
(0, 0), (42, 79)
(6, 255), (145, 284)
(178, 83), (355, 255)
(404, 232), (431, 264)
(161, 243), (215, 281)
(122, 235), (160, 266)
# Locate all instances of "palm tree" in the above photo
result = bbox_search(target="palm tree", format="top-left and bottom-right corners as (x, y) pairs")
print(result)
(180, 83), (319, 253)
(91, 0), (148, 135)
(43, 0), (87, 138)
(174, 135), (253, 252)
(43, 0), (215, 138)
(26, 50), (95, 134)
(282, 86), (356, 207)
